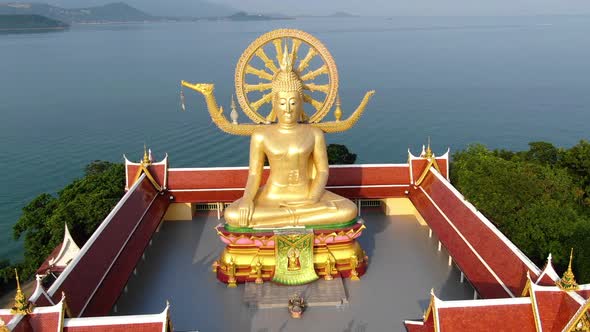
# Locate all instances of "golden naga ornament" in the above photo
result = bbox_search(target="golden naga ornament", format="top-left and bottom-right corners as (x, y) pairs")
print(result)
(181, 28), (375, 135)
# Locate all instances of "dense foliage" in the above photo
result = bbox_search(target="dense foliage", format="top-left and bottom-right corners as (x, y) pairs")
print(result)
(451, 141), (590, 283)
(327, 144), (357, 164)
(0, 161), (124, 294)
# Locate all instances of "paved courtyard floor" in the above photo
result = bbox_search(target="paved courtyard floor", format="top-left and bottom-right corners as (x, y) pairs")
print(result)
(116, 208), (473, 332)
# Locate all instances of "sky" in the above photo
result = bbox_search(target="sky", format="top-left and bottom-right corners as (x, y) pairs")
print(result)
(45, 0), (590, 16)
(219, 0), (590, 16)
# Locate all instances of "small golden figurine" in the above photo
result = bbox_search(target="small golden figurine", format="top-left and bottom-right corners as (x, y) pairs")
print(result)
(254, 258), (264, 284)
(324, 257), (334, 281)
(350, 254), (360, 281)
(227, 258), (237, 288)
(287, 248), (301, 271)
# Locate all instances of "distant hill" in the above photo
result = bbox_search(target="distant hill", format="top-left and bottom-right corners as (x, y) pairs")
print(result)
(48, 0), (238, 18)
(0, 2), (154, 23)
(297, 11), (359, 18)
(226, 11), (292, 21)
(329, 11), (359, 18)
(0, 14), (68, 30)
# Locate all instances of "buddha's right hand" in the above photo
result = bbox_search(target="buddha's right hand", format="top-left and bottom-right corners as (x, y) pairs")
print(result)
(238, 199), (254, 227)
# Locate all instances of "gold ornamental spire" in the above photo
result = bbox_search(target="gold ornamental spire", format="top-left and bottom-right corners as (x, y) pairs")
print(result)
(142, 144), (151, 165)
(558, 248), (578, 291)
(425, 137), (433, 159)
(11, 269), (32, 315)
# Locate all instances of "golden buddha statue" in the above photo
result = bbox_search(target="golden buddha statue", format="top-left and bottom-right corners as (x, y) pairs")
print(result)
(222, 53), (359, 228)
(181, 29), (374, 229)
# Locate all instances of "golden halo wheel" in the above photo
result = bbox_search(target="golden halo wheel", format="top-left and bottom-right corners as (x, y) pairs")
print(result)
(235, 29), (339, 124)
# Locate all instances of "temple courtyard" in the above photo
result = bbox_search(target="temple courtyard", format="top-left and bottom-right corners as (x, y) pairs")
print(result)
(115, 208), (473, 331)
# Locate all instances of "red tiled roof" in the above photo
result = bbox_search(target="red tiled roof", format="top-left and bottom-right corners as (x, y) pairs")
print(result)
(0, 311), (14, 326)
(8, 301), (170, 332)
(33, 293), (54, 307)
(409, 186), (513, 298)
(14, 311), (61, 332)
(36, 243), (64, 275)
(9, 299), (65, 332)
(46, 175), (169, 317)
(63, 322), (163, 331)
(410, 168), (540, 298)
(83, 195), (169, 317)
(126, 164), (167, 191)
(577, 288), (590, 300)
(63, 306), (169, 332)
(167, 164), (411, 202)
(534, 287), (583, 331)
(407, 293), (539, 332)
(537, 271), (559, 287)
(438, 301), (535, 331)
(404, 321), (429, 332)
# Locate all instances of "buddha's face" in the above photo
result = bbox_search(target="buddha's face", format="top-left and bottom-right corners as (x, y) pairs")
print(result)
(275, 90), (302, 125)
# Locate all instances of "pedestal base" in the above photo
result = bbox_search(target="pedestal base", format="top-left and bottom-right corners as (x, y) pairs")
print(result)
(214, 219), (368, 285)
(244, 278), (348, 308)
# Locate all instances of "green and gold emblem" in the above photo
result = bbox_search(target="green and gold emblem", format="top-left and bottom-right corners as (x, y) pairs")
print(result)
(273, 229), (318, 285)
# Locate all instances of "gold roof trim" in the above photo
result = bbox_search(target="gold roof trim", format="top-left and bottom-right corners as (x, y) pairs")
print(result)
(415, 140), (442, 186)
(564, 298), (590, 332)
(132, 146), (162, 192)
(0, 319), (9, 332)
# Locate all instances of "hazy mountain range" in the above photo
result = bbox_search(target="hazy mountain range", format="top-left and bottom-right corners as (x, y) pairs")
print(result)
(0, 1), (303, 23)
(0, 2), (154, 22)
(45, 0), (238, 18)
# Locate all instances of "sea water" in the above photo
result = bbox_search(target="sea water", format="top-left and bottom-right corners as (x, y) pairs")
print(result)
(1, 16), (589, 262)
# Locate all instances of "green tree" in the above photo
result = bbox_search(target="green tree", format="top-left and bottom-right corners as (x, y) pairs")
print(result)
(525, 141), (559, 166)
(559, 140), (590, 206)
(0, 260), (17, 294)
(12, 193), (58, 277)
(327, 144), (357, 164)
(11, 161), (125, 279)
(451, 144), (589, 281)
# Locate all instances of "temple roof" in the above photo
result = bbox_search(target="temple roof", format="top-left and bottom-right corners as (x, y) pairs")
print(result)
(25, 154), (588, 331)
(37, 224), (80, 276)
(409, 167), (540, 298)
(3, 294), (170, 332)
(536, 253), (561, 286)
(405, 277), (590, 332)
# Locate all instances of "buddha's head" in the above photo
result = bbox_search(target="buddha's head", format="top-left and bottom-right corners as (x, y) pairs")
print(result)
(272, 48), (304, 125)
